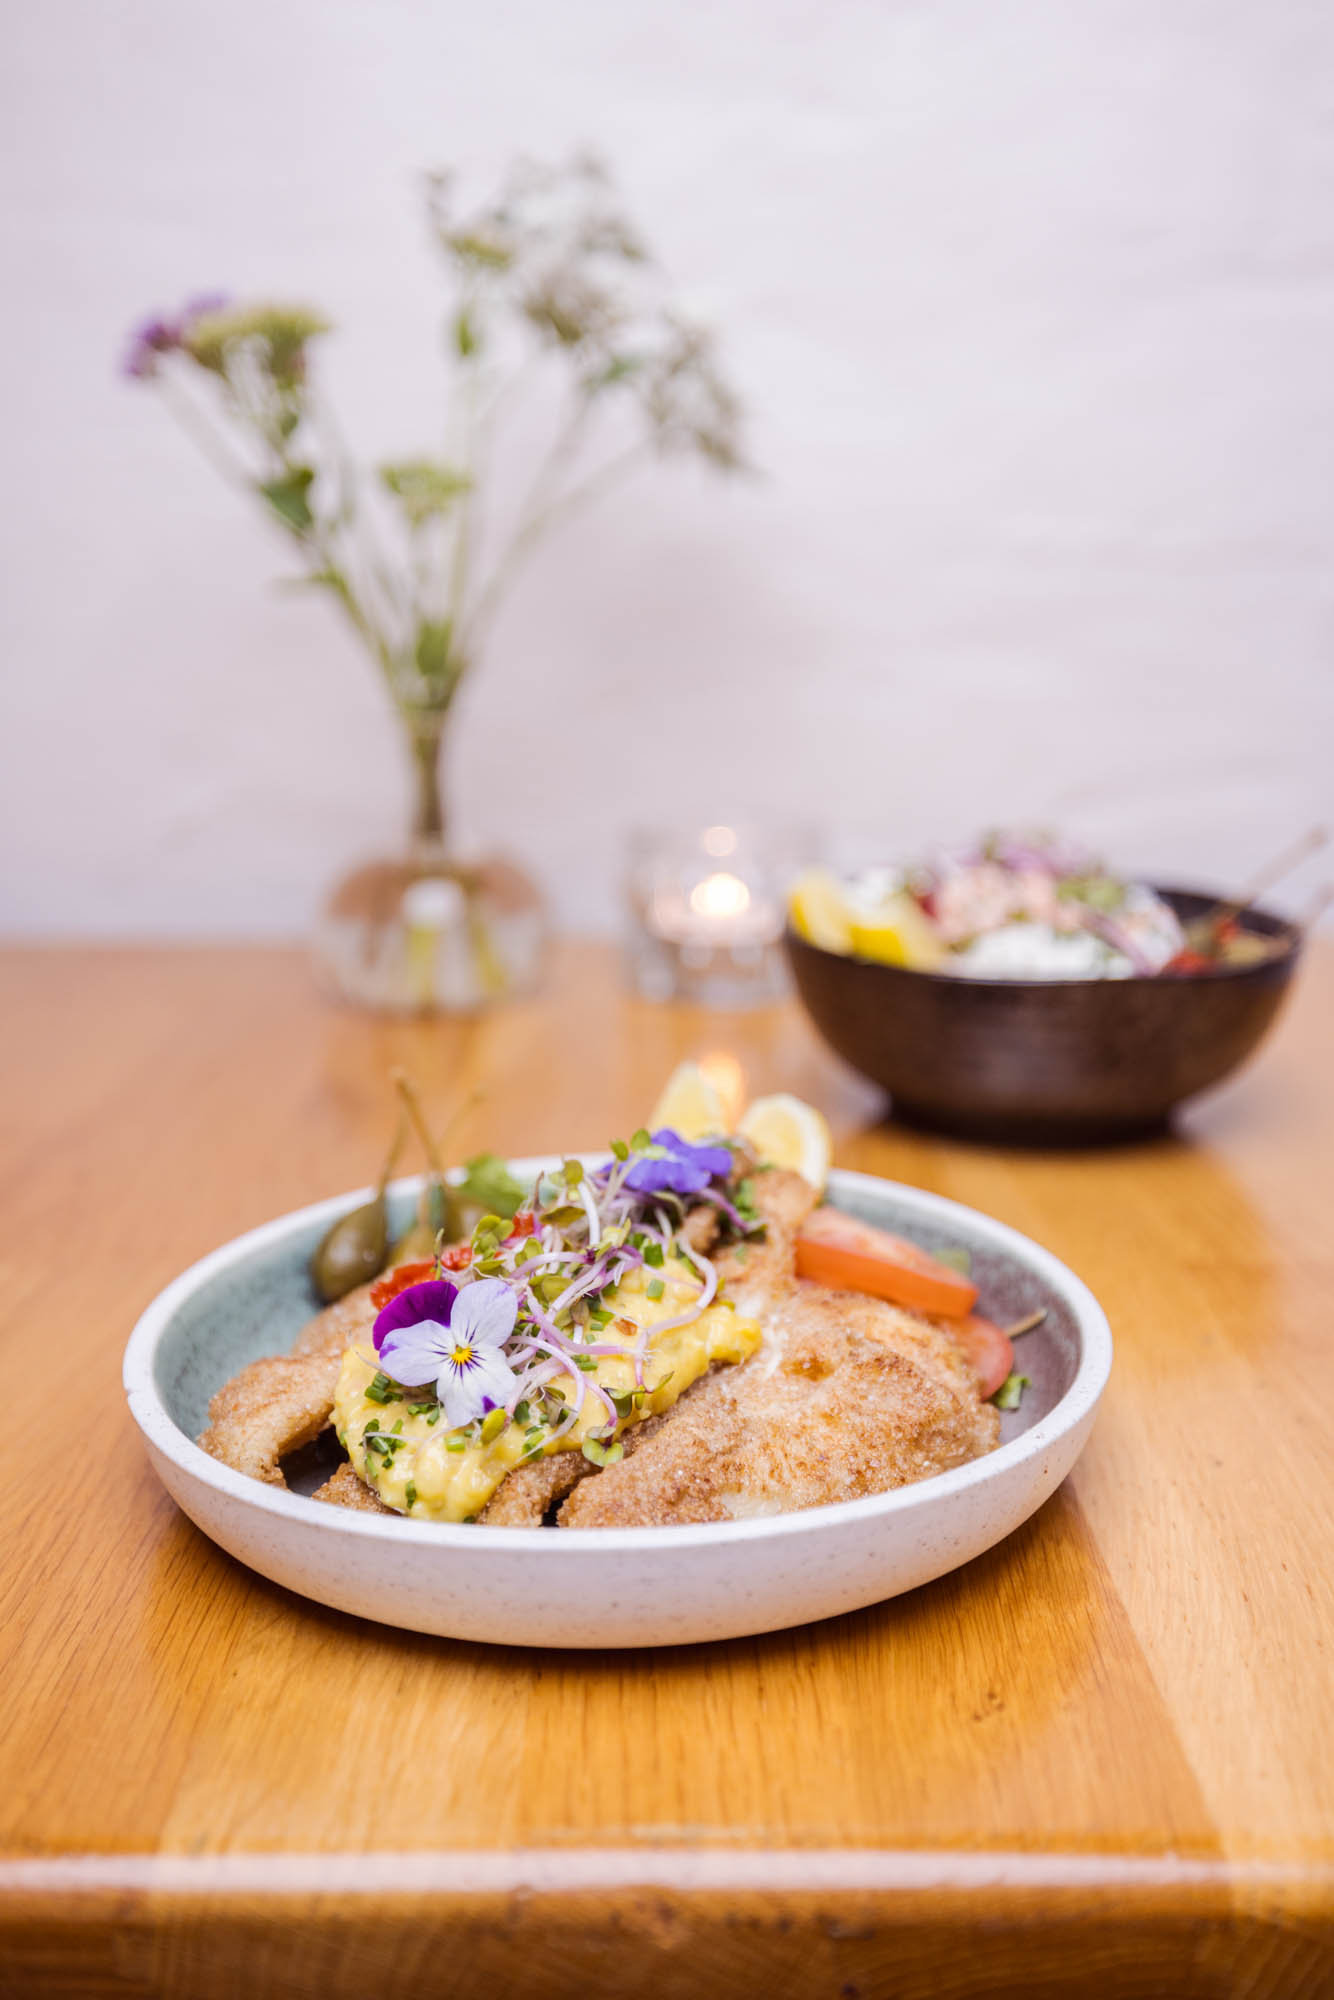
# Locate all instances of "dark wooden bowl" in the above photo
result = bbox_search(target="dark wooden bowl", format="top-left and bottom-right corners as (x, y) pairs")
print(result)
(785, 888), (1302, 1144)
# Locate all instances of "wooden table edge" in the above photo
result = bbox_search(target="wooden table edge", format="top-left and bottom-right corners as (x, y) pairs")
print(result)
(5, 1842), (1333, 1909)
(4, 1847), (1332, 1997)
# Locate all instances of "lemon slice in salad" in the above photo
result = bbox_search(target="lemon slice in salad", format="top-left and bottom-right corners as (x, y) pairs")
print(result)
(737, 1093), (832, 1192)
(789, 868), (854, 952)
(848, 891), (944, 971)
(649, 1061), (728, 1140)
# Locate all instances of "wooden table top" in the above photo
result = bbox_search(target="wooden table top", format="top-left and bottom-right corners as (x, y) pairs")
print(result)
(2, 941), (1331, 1998)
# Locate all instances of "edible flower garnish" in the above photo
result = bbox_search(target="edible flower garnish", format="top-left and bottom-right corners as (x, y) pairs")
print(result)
(624, 1129), (735, 1196)
(361, 1129), (761, 1446)
(374, 1277), (519, 1429)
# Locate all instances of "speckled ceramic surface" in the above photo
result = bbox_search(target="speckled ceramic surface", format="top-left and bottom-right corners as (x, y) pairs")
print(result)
(123, 1163), (1112, 1648)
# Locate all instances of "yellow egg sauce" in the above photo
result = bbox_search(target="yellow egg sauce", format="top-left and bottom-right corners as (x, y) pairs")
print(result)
(333, 1264), (760, 1522)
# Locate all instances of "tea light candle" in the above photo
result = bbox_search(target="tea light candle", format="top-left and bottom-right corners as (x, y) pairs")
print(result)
(651, 864), (780, 950)
(626, 824), (796, 1006)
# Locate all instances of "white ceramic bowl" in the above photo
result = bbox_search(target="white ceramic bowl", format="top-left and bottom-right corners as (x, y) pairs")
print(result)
(124, 1162), (1111, 1649)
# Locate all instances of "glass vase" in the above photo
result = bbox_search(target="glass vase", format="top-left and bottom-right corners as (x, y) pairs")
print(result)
(312, 709), (546, 1013)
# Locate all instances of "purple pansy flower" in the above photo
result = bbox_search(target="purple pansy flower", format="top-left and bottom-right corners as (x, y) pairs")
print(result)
(122, 292), (229, 379)
(623, 1127), (733, 1196)
(373, 1277), (518, 1430)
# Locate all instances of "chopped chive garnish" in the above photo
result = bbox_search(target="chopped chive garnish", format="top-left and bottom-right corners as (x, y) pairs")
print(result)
(446, 1436), (467, 1453)
(365, 1372), (397, 1405)
(643, 1241), (664, 1268)
(991, 1371), (1030, 1411)
(646, 1276), (664, 1300)
(404, 1482), (418, 1508)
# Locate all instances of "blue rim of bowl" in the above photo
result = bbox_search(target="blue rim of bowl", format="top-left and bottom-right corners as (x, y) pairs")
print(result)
(123, 1162), (1113, 1555)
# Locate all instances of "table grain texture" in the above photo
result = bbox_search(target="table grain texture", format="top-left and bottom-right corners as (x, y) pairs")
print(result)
(1, 942), (1331, 1999)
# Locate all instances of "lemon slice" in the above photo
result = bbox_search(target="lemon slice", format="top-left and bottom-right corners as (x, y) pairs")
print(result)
(737, 1093), (832, 1191)
(648, 1061), (728, 1141)
(848, 891), (944, 971)
(789, 868), (853, 953)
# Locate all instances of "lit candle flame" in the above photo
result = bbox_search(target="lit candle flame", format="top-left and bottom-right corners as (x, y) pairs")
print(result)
(689, 871), (751, 921)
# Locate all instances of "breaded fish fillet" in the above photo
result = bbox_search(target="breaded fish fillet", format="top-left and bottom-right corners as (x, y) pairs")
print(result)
(199, 1282), (380, 1486)
(477, 1451), (591, 1526)
(290, 1281), (379, 1358)
(199, 1349), (343, 1487)
(313, 1460), (392, 1513)
(558, 1170), (999, 1528)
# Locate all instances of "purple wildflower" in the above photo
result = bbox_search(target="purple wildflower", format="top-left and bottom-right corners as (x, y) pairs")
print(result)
(373, 1276), (518, 1430)
(623, 1127), (732, 1196)
(122, 314), (180, 379)
(121, 292), (229, 380)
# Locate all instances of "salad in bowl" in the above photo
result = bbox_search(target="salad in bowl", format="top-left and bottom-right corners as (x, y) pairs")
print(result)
(790, 830), (1303, 981)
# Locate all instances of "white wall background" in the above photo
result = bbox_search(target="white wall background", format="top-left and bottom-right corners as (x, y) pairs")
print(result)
(3, 0), (1332, 937)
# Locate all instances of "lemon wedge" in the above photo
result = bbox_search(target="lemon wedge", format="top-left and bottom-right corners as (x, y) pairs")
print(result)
(648, 1060), (728, 1140)
(789, 868), (853, 953)
(848, 891), (944, 971)
(737, 1093), (832, 1191)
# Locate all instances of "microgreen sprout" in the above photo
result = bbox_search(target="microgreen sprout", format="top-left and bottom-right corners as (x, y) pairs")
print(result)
(359, 1125), (745, 1463)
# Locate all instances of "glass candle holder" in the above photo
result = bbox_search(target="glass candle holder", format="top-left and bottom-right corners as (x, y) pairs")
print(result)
(625, 824), (803, 1007)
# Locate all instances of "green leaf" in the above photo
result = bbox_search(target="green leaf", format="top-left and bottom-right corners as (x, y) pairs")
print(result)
(379, 459), (472, 528)
(584, 353), (642, 392)
(258, 466), (315, 533)
(445, 231), (512, 272)
(456, 1151), (526, 1220)
(454, 306), (480, 357)
(276, 566), (348, 603)
(414, 618), (455, 685)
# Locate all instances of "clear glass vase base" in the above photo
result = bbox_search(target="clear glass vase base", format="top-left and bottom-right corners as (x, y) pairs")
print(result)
(313, 851), (545, 1014)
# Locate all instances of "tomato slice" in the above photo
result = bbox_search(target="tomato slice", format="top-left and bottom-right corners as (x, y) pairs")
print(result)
(949, 1313), (1015, 1400)
(369, 1260), (437, 1308)
(794, 1209), (979, 1319)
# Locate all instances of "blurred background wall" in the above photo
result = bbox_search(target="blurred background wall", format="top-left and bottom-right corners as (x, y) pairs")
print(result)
(3, 0), (1331, 937)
